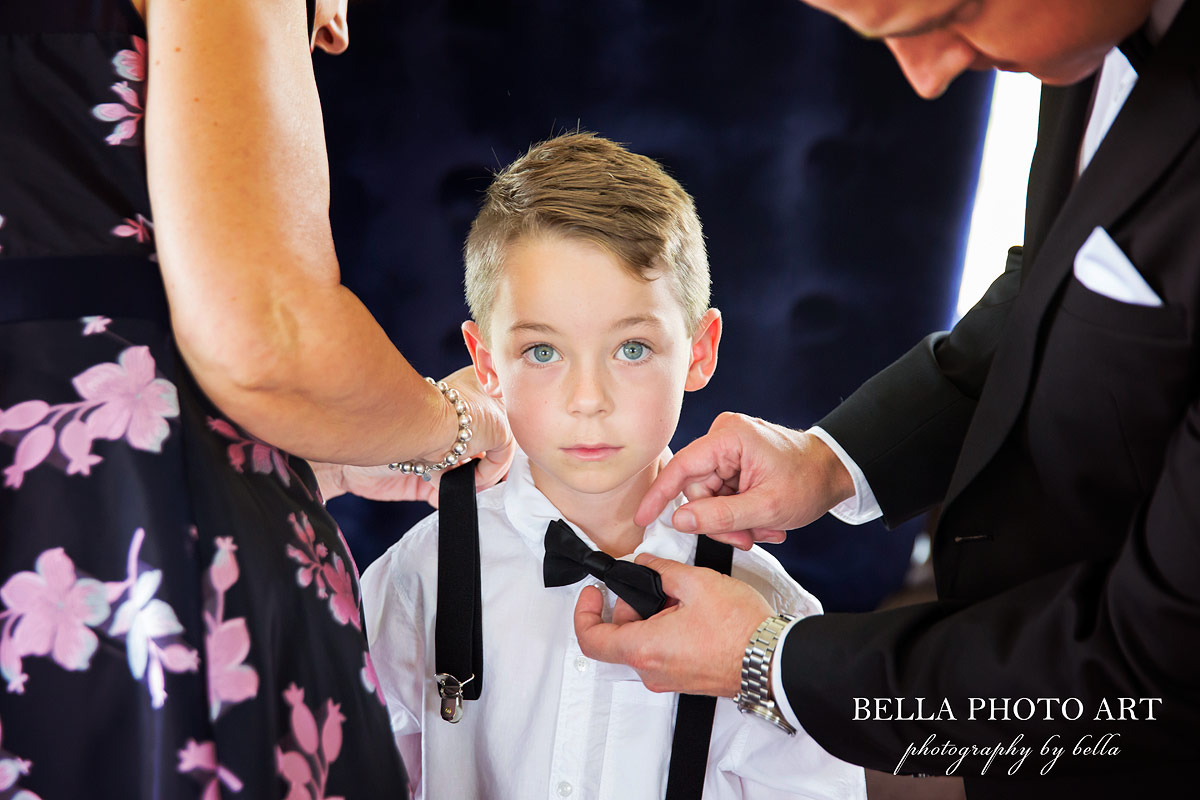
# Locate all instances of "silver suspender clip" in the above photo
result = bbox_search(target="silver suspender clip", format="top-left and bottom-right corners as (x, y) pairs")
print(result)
(435, 672), (475, 723)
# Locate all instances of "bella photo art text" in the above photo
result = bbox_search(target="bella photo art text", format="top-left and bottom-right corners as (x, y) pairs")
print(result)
(853, 696), (1164, 777)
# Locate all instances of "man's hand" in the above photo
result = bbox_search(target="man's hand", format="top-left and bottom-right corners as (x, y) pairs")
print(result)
(635, 412), (855, 549)
(574, 554), (773, 697)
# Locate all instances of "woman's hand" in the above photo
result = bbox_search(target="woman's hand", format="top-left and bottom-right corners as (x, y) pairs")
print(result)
(310, 461), (439, 504)
(441, 364), (515, 491)
(312, 365), (514, 504)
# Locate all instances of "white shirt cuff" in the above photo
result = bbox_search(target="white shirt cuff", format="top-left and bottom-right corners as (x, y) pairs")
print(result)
(807, 426), (882, 524)
(770, 615), (803, 732)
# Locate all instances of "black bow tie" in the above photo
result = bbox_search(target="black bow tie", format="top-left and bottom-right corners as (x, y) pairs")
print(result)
(542, 519), (667, 620)
(1118, 26), (1153, 74)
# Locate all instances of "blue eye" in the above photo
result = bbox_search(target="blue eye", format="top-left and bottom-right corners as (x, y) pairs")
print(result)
(526, 344), (560, 364)
(617, 341), (648, 361)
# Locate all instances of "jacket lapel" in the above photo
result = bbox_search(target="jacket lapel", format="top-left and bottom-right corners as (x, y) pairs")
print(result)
(1022, 80), (1095, 269)
(943, 0), (1200, 510)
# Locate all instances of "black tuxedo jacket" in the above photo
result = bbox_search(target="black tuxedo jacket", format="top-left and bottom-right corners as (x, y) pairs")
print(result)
(782, 4), (1200, 797)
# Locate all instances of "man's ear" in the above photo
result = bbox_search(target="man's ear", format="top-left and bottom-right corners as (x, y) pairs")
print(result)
(462, 321), (504, 399)
(684, 308), (722, 392)
(313, 0), (350, 55)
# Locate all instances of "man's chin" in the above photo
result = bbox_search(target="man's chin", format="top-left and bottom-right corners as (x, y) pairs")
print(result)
(1022, 56), (1110, 87)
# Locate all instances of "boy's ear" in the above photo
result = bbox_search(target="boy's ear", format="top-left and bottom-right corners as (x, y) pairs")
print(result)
(462, 321), (504, 399)
(684, 308), (722, 392)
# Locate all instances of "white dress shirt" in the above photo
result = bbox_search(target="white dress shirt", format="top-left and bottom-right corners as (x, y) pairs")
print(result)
(778, 0), (1188, 732)
(362, 450), (866, 800)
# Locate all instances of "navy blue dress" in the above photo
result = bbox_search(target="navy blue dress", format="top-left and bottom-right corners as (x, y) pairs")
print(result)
(0, 2), (408, 796)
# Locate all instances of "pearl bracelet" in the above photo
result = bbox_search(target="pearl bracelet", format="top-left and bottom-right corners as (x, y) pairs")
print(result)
(388, 378), (473, 481)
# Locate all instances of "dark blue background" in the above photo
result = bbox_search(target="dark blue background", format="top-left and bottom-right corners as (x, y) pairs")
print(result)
(314, 0), (994, 612)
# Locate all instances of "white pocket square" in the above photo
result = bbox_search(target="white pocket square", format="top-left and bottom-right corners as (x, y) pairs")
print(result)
(1072, 227), (1163, 307)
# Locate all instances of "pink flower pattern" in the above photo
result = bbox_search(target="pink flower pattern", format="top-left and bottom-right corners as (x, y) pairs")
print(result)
(3, 26), (400, 793)
(204, 537), (259, 721)
(277, 684), (346, 800)
(75, 346), (178, 449)
(92, 36), (146, 146)
(1, 346), (179, 488)
(286, 513), (329, 598)
(207, 416), (315, 500)
(321, 556), (361, 631)
(80, 316), (112, 336)
(106, 529), (201, 708)
(112, 214), (153, 244)
(360, 652), (387, 707)
(0, 529), (199, 708)
(286, 513), (362, 631)
(177, 738), (243, 799)
(207, 417), (289, 487)
(0, 549), (110, 693)
(0, 715), (44, 799)
(111, 213), (157, 259)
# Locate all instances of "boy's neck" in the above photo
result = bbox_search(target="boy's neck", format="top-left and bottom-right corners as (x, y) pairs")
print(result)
(529, 459), (662, 559)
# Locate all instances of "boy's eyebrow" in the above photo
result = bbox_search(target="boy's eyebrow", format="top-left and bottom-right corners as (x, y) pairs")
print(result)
(609, 314), (667, 332)
(506, 316), (668, 336)
(508, 321), (559, 336)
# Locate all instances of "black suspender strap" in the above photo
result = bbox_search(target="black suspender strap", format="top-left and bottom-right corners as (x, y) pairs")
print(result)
(433, 461), (483, 722)
(664, 536), (734, 800)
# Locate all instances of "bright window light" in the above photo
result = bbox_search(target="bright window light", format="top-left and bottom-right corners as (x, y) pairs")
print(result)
(955, 71), (1043, 319)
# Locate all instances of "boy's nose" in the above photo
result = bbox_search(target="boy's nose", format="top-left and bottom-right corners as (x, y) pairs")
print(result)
(565, 366), (613, 417)
(884, 31), (978, 99)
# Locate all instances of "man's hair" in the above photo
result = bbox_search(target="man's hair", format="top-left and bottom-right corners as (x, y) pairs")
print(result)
(464, 132), (709, 337)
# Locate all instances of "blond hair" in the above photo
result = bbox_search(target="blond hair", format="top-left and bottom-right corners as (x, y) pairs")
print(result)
(464, 132), (709, 338)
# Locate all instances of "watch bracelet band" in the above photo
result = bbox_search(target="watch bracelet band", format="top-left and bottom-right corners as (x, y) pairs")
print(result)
(736, 612), (798, 735)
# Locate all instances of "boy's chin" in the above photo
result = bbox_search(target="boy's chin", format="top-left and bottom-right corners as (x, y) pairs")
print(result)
(534, 457), (661, 499)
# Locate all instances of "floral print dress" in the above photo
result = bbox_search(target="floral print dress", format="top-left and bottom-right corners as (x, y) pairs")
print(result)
(0, 2), (407, 797)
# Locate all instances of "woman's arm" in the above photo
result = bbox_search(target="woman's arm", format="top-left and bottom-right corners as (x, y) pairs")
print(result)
(143, 0), (501, 467)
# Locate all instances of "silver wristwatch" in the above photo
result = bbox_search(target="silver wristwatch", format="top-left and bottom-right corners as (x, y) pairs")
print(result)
(735, 613), (798, 735)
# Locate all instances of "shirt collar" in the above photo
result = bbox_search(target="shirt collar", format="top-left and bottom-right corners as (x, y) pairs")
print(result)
(501, 448), (694, 566)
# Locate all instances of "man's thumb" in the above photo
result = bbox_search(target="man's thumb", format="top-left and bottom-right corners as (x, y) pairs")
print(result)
(634, 554), (704, 599)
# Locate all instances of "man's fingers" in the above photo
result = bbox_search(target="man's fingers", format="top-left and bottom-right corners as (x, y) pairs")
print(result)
(635, 461), (703, 527)
(752, 527), (787, 544)
(704, 531), (755, 551)
(668, 491), (769, 536)
(574, 586), (633, 662)
(611, 596), (642, 625)
(576, 584), (605, 621)
(633, 553), (681, 574)
(634, 436), (729, 526)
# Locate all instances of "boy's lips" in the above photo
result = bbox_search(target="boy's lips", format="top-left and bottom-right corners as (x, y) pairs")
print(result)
(561, 444), (622, 461)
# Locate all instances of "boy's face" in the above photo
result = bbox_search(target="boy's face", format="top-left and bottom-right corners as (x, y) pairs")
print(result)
(464, 235), (721, 505)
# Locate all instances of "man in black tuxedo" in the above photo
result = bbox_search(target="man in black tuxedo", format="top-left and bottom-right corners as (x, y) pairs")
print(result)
(575, 0), (1198, 796)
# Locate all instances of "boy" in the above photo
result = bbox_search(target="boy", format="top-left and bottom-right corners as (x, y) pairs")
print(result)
(361, 133), (865, 799)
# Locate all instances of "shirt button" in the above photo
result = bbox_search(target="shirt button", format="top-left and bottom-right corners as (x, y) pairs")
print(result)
(574, 656), (589, 673)
(557, 781), (573, 797)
